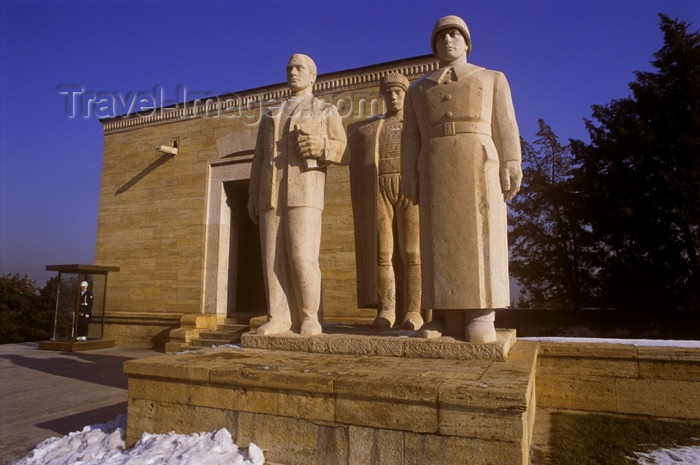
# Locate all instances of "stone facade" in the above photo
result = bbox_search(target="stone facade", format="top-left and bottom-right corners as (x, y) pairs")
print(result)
(96, 56), (439, 348)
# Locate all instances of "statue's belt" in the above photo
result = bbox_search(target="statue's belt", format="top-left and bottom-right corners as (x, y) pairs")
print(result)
(428, 121), (491, 138)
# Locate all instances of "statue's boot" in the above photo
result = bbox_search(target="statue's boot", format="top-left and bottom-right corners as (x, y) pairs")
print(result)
(291, 259), (323, 336)
(400, 264), (423, 330)
(417, 319), (444, 338)
(373, 264), (396, 329)
(256, 314), (292, 336)
(299, 318), (322, 336)
(464, 309), (497, 344)
(298, 298), (323, 335)
(297, 289), (322, 337)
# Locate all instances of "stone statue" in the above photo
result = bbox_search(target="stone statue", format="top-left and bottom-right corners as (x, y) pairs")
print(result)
(248, 54), (348, 336)
(400, 15), (523, 343)
(347, 73), (423, 330)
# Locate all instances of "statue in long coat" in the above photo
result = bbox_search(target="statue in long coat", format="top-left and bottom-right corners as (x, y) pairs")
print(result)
(400, 16), (522, 343)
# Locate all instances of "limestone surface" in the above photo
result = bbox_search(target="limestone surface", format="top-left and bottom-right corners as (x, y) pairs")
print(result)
(241, 326), (516, 361)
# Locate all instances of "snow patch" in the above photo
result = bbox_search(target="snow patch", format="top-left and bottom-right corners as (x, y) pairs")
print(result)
(631, 445), (700, 464)
(8, 415), (264, 465)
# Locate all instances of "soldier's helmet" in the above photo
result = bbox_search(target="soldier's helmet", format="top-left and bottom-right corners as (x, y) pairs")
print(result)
(380, 73), (410, 93)
(431, 15), (472, 56)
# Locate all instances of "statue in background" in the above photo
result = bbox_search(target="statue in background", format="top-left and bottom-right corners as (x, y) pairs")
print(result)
(347, 73), (423, 330)
(248, 54), (347, 336)
(401, 15), (523, 343)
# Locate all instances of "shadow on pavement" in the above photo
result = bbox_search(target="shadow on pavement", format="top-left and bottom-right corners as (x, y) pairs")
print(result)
(35, 402), (128, 436)
(0, 351), (139, 389)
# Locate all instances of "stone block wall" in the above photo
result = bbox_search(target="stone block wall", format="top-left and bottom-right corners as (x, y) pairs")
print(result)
(124, 341), (538, 465)
(97, 115), (237, 345)
(124, 337), (700, 464)
(536, 342), (700, 420)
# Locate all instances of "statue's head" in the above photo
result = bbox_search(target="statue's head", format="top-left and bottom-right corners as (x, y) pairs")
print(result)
(287, 54), (317, 93)
(431, 15), (471, 60)
(380, 73), (409, 113)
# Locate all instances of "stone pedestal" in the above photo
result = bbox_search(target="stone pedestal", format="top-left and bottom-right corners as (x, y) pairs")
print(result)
(124, 332), (537, 465)
(242, 326), (516, 361)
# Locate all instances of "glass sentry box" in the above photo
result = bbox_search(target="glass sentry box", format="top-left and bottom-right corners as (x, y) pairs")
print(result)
(39, 264), (119, 351)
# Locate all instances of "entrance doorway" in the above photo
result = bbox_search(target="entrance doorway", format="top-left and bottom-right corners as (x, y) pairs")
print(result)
(224, 180), (265, 317)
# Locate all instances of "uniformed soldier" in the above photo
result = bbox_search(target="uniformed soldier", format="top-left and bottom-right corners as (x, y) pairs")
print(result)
(77, 280), (93, 340)
(400, 15), (523, 343)
(347, 73), (423, 330)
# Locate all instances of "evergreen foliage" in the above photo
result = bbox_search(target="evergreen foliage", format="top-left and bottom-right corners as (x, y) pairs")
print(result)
(511, 15), (700, 312)
(572, 14), (700, 312)
(0, 273), (56, 344)
(509, 120), (595, 310)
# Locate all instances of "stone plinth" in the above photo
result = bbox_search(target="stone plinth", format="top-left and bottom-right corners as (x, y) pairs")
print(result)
(124, 340), (537, 465)
(241, 326), (516, 361)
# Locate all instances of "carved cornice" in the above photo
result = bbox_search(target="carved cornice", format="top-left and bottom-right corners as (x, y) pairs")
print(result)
(101, 55), (439, 135)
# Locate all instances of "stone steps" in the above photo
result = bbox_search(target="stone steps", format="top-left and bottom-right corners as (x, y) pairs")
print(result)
(222, 312), (259, 324)
(185, 313), (259, 349)
(189, 337), (242, 348)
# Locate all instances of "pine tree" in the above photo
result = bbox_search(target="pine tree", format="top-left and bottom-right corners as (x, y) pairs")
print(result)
(572, 14), (700, 312)
(509, 120), (595, 309)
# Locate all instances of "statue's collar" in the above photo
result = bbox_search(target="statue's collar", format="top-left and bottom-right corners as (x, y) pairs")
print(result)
(270, 94), (314, 115)
(425, 62), (484, 83)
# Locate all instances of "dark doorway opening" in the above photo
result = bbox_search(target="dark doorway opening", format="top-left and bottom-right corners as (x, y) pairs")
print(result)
(224, 180), (266, 317)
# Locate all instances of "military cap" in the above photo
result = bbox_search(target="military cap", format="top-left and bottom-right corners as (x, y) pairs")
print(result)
(380, 73), (410, 92)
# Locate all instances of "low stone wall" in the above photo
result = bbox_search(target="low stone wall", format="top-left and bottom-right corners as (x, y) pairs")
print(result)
(123, 338), (700, 465)
(536, 342), (700, 420)
(104, 312), (182, 351)
(124, 340), (538, 465)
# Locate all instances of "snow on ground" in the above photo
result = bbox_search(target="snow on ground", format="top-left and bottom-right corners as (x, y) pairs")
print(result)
(631, 445), (700, 464)
(520, 337), (700, 348)
(8, 415), (264, 465)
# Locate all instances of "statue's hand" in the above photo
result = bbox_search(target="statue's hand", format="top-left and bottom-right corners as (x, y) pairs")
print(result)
(500, 160), (522, 201)
(400, 171), (419, 203)
(296, 133), (324, 159)
(247, 194), (258, 225)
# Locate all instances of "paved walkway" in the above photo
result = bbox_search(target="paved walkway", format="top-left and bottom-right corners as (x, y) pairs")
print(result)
(0, 342), (160, 465)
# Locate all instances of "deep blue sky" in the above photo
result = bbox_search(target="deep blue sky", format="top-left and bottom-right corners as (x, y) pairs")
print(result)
(1, 0), (698, 285)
